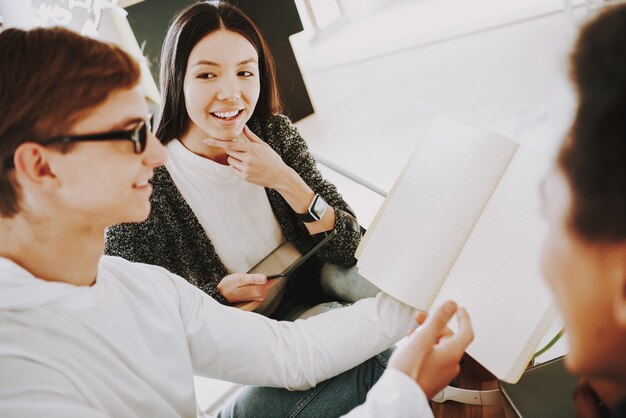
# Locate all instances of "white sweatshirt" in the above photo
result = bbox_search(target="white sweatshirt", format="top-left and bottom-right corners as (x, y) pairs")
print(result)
(0, 256), (433, 418)
(165, 139), (284, 274)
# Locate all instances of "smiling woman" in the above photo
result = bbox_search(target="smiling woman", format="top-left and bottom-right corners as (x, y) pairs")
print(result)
(103, 2), (387, 416)
(105, 1), (373, 313)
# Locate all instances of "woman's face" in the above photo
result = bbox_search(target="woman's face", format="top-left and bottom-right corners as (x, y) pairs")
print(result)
(541, 169), (625, 379)
(183, 29), (261, 142)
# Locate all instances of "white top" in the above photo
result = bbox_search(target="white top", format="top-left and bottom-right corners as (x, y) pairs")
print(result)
(0, 256), (432, 418)
(166, 139), (284, 274)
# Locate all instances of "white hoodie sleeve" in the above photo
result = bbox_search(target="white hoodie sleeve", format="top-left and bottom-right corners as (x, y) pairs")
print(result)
(0, 357), (108, 418)
(342, 369), (434, 418)
(169, 272), (417, 391)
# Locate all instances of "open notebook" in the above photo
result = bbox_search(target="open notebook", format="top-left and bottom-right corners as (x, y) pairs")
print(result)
(356, 116), (558, 383)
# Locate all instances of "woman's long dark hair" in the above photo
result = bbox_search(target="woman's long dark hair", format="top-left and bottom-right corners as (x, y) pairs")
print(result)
(155, 1), (282, 144)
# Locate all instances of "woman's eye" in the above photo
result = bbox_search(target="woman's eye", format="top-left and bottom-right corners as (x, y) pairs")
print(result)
(197, 73), (216, 79)
(238, 71), (254, 77)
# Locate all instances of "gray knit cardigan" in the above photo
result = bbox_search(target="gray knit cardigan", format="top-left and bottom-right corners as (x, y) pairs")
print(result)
(105, 114), (361, 305)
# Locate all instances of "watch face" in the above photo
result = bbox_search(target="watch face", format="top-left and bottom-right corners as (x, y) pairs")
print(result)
(312, 195), (327, 218)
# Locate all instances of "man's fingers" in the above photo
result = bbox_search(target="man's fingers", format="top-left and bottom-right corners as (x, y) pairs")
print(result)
(418, 301), (458, 344)
(438, 307), (474, 355)
(416, 311), (453, 337)
(454, 307), (474, 347)
(415, 311), (428, 325)
(438, 326), (454, 341)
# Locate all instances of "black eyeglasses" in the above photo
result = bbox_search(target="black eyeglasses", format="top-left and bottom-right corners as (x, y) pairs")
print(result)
(4, 117), (152, 169)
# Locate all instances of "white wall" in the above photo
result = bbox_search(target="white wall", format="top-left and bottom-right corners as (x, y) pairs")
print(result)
(0, 1), (159, 104)
(0, 0), (37, 28)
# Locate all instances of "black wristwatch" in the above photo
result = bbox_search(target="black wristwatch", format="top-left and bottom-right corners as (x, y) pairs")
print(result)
(296, 193), (328, 223)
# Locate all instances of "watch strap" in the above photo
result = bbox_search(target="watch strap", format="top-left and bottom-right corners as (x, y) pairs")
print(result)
(296, 193), (326, 223)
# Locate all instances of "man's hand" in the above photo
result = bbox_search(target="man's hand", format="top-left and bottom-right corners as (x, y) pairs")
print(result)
(217, 273), (274, 303)
(388, 301), (474, 399)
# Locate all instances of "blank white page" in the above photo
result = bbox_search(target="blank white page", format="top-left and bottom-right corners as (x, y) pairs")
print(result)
(357, 117), (518, 310)
(432, 145), (557, 382)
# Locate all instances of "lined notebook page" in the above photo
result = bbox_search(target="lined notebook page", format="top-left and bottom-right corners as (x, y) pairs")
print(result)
(432, 145), (557, 383)
(357, 118), (518, 310)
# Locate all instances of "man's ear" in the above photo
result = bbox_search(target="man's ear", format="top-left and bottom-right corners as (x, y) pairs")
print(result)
(12, 143), (58, 188)
(611, 244), (626, 327)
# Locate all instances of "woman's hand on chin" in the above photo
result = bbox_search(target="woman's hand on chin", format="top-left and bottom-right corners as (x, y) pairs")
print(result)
(203, 125), (292, 189)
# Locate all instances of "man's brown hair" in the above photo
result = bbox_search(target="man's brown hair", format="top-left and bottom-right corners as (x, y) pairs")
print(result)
(559, 4), (626, 243)
(0, 27), (141, 217)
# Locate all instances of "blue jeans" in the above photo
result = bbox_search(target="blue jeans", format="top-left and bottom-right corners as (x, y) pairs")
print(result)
(320, 263), (380, 303)
(217, 348), (392, 418)
(272, 264), (380, 321)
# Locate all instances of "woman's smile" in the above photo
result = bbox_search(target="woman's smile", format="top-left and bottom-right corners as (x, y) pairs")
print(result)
(209, 108), (245, 127)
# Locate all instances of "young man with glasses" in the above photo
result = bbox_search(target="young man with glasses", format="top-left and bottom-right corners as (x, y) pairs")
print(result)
(0, 26), (472, 417)
(2, 118), (151, 169)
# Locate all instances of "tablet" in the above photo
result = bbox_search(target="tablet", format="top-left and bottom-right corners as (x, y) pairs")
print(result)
(500, 356), (578, 418)
(247, 229), (337, 279)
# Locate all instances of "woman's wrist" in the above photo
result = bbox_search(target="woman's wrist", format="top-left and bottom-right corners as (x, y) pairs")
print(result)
(274, 166), (336, 234)
(274, 166), (315, 213)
